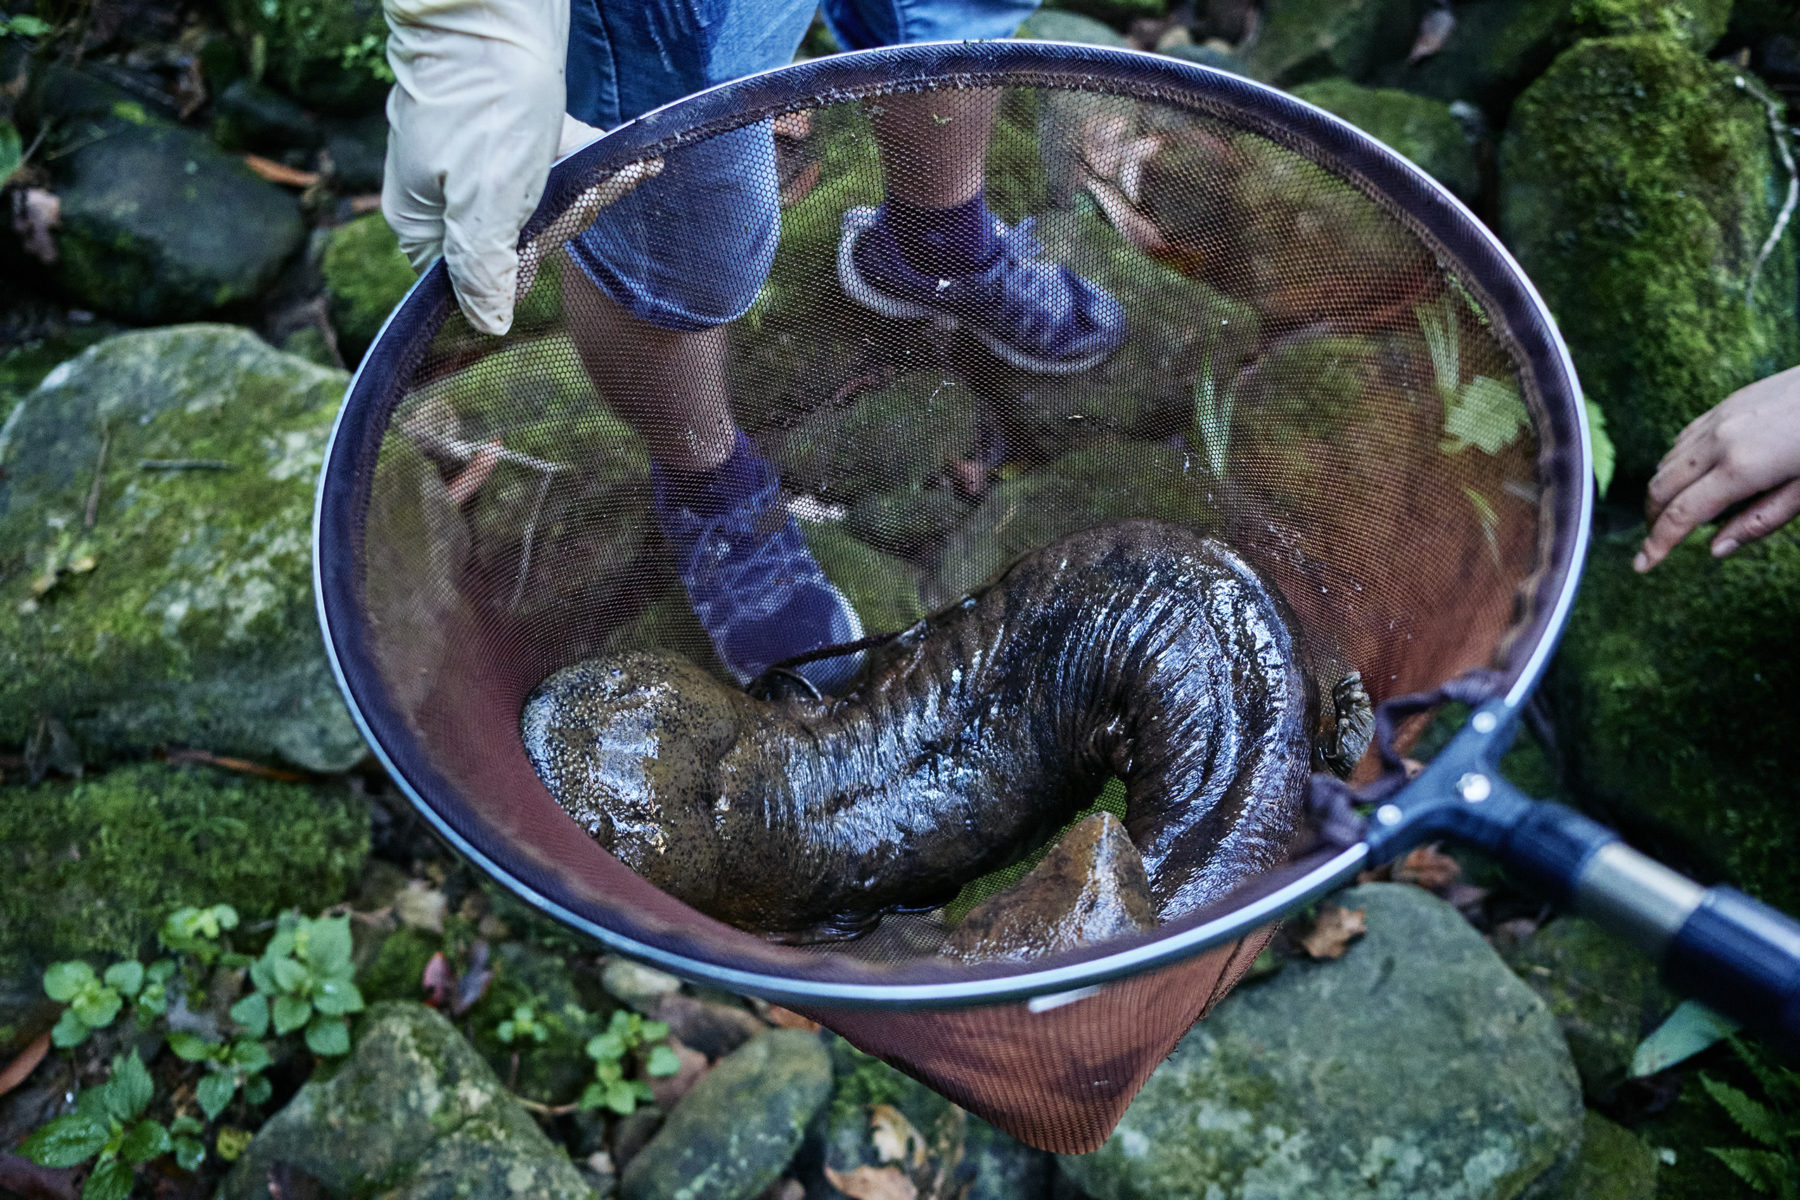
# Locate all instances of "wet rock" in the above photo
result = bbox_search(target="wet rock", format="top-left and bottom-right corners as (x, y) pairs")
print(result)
(0, 326), (367, 770)
(1550, 528), (1800, 916)
(322, 212), (416, 359)
(220, 1001), (597, 1199)
(958, 1116), (1054, 1200)
(1499, 36), (1798, 488)
(652, 993), (768, 1061)
(1017, 10), (1133, 47)
(802, 521), (928, 635)
(1503, 917), (1672, 1102)
(622, 1028), (832, 1200)
(1546, 1113), (1658, 1200)
(1161, 42), (1247, 74)
(0, 762), (368, 1055)
(815, 1038), (967, 1200)
(947, 812), (1156, 962)
(602, 960), (683, 1015)
(1289, 79), (1480, 202)
(1247, 0), (1424, 84)
(766, 374), (979, 504)
(211, 77), (322, 152)
(1059, 883), (1583, 1199)
(322, 111), (389, 194)
(844, 481), (972, 558)
(29, 78), (304, 321)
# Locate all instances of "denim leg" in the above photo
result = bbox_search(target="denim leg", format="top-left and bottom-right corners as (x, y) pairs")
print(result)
(564, 0), (817, 330)
(820, 0), (1040, 52)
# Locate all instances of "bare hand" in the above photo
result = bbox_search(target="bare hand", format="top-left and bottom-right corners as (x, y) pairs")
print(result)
(1636, 364), (1800, 572)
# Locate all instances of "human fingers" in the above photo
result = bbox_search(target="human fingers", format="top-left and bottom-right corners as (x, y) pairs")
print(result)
(1635, 468), (1750, 572)
(1709, 477), (1800, 558)
(1645, 433), (1718, 526)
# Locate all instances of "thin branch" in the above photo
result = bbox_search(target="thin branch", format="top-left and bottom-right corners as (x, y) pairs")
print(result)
(1743, 75), (1797, 301)
(83, 422), (109, 528)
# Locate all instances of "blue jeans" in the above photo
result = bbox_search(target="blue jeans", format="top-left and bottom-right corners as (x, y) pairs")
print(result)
(564, 0), (1038, 330)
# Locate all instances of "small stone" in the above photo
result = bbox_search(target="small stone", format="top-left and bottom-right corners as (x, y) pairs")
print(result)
(622, 1028), (832, 1200)
(653, 994), (768, 1060)
(647, 1040), (709, 1111)
(210, 78), (322, 152)
(601, 959), (684, 1014)
(322, 112), (389, 194)
(947, 812), (1156, 962)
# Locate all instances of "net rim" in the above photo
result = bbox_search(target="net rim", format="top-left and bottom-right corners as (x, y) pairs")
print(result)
(315, 38), (1591, 1008)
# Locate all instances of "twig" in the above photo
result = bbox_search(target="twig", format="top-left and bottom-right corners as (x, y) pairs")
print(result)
(139, 458), (238, 472)
(514, 1096), (581, 1116)
(162, 747), (307, 782)
(510, 470), (555, 610)
(1743, 75), (1797, 301)
(83, 423), (109, 529)
(242, 153), (318, 187)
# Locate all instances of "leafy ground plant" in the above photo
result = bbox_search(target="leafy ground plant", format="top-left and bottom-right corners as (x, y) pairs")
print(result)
(1702, 1037), (1800, 1198)
(18, 1050), (202, 1200)
(581, 1009), (681, 1115)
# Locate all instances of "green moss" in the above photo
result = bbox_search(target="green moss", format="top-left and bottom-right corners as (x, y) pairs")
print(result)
(1569, 0), (1731, 47)
(466, 942), (608, 1105)
(321, 212), (416, 358)
(359, 928), (441, 1004)
(802, 521), (929, 634)
(1290, 79), (1481, 201)
(1499, 36), (1799, 488)
(766, 373), (979, 503)
(829, 1040), (920, 1125)
(1551, 528), (1800, 913)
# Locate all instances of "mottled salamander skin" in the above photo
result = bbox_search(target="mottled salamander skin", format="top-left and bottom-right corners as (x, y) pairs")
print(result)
(521, 520), (1313, 943)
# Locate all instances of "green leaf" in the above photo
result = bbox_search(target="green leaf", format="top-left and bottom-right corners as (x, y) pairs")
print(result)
(71, 987), (123, 1030)
(587, 1032), (626, 1062)
(82, 1156), (132, 1200)
(646, 1045), (681, 1077)
(135, 984), (168, 1019)
(270, 957), (310, 995)
(230, 1039), (271, 1073)
(44, 961), (97, 1002)
(215, 1126), (253, 1162)
(230, 994), (270, 1038)
(272, 994), (312, 1035)
(3, 14), (54, 37)
(51, 1009), (91, 1048)
(312, 978), (364, 1016)
(304, 918), (353, 974)
(120, 1119), (172, 1164)
(167, 1032), (218, 1062)
(244, 1074), (272, 1106)
(20, 1112), (109, 1167)
(1703, 1075), (1786, 1149)
(1708, 1146), (1788, 1194)
(640, 1021), (669, 1042)
(105, 1053), (154, 1121)
(102, 962), (144, 998)
(305, 1016), (351, 1057)
(211, 905), (240, 931)
(603, 1080), (639, 1115)
(196, 1073), (237, 1122)
(1584, 398), (1616, 496)
(169, 1115), (203, 1136)
(173, 1135), (206, 1172)
(1441, 375), (1528, 456)
(1632, 1000), (1740, 1078)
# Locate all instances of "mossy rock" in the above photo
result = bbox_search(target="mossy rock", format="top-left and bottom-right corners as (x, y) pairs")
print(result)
(1499, 36), (1799, 490)
(220, 1002), (598, 1199)
(1546, 1112), (1659, 1200)
(1550, 528), (1800, 914)
(1247, 0), (1425, 84)
(1059, 884), (1583, 1200)
(937, 436), (1217, 596)
(0, 762), (369, 1054)
(816, 1040), (967, 1200)
(1290, 79), (1481, 202)
(1016, 10), (1133, 47)
(803, 521), (929, 635)
(765, 373), (980, 504)
(845, 480), (973, 558)
(0, 326), (366, 770)
(322, 212), (416, 360)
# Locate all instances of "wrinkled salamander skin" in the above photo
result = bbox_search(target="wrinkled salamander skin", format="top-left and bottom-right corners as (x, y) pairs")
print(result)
(521, 520), (1312, 943)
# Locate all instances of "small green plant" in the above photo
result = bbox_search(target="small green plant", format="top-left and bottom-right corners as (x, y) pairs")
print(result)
(159, 903), (241, 964)
(43, 958), (175, 1047)
(18, 1050), (202, 1200)
(0, 13), (53, 38)
(339, 30), (394, 83)
(1189, 353), (1234, 479)
(579, 1010), (681, 1115)
(1702, 1037), (1800, 1198)
(243, 911), (365, 1056)
(496, 1004), (550, 1046)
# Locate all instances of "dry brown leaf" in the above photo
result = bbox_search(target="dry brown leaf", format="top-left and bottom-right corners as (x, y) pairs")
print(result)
(764, 1005), (820, 1032)
(869, 1103), (926, 1168)
(1299, 905), (1367, 960)
(824, 1165), (917, 1200)
(396, 879), (448, 934)
(1407, 6), (1455, 64)
(242, 154), (320, 187)
(1392, 844), (1460, 891)
(0, 1030), (50, 1098)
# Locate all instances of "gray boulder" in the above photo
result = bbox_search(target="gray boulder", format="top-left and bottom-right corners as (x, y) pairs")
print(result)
(623, 1028), (833, 1200)
(1058, 883), (1583, 1200)
(0, 325), (366, 771)
(220, 1002), (597, 1199)
(1248, 0), (1423, 84)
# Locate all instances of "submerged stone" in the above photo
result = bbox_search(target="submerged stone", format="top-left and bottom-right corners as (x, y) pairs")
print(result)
(1059, 883), (1582, 1199)
(220, 1002), (597, 1199)
(1290, 79), (1481, 202)
(0, 325), (366, 770)
(1499, 35), (1799, 488)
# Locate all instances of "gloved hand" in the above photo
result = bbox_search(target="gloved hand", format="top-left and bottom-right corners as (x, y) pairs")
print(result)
(381, 0), (601, 335)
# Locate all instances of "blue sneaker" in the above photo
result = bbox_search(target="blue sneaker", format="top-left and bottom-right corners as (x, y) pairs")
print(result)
(837, 205), (1126, 375)
(651, 442), (865, 693)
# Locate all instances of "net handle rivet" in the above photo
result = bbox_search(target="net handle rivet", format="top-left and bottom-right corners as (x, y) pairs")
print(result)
(1376, 803), (1404, 827)
(1457, 772), (1493, 803)
(1471, 711), (1499, 734)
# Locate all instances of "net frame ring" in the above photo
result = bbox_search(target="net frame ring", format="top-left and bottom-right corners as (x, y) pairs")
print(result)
(313, 38), (1593, 1010)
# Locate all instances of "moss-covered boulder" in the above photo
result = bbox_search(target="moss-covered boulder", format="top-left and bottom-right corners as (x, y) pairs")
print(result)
(0, 762), (369, 1054)
(1550, 528), (1800, 914)
(28, 68), (305, 322)
(1290, 79), (1480, 202)
(803, 521), (929, 634)
(1499, 36), (1799, 489)
(1247, 0), (1425, 84)
(766, 373), (979, 504)
(0, 325), (366, 771)
(210, 77), (322, 152)
(1503, 917), (1673, 1101)
(1016, 10), (1133, 47)
(1058, 884), (1583, 1200)
(1547, 1112), (1659, 1200)
(220, 1001), (597, 1199)
(621, 1028), (833, 1200)
(322, 212), (416, 360)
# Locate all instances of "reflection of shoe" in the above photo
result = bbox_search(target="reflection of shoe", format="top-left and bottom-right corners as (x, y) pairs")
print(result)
(838, 205), (1126, 374)
(651, 436), (864, 692)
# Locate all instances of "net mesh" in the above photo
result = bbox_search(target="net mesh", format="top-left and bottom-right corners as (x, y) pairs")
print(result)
(322, 46), (1582, 1152)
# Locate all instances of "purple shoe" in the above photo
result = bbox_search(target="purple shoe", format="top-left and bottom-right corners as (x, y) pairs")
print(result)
(837, 204), (1126, 374)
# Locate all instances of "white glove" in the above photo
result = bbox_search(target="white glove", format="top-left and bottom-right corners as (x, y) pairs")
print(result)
(381, 0), (600, 335)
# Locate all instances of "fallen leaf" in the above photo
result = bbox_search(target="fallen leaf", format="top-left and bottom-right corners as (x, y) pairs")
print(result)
(823, 1165), (917, 1200)
(396, 879), (447, 934)
(420, 952), (454, 1009)
(453, 940), (493, 1016)
(0, 1031), (50, 1098)
(1298, 905), (1366, 960)
(242, 153), (320, 187)
(1392, 844), (1460, 891)
(869, 1104), (926, 1168)
(763, 1005), (820, 1032)
(11, 187), (59, 265)
(1407, 5), (1455, 64)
